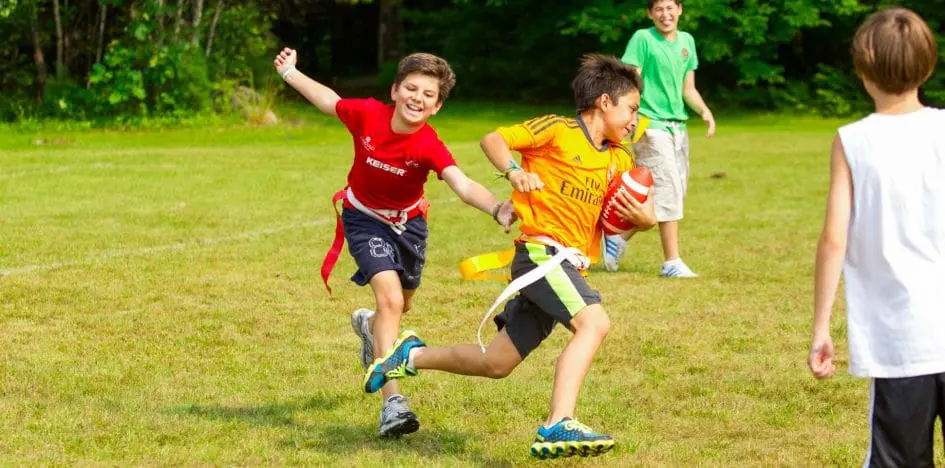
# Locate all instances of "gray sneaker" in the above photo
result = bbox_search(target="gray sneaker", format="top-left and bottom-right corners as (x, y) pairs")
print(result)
(351, 308), (375, 370)
(377, 395), (420, 438)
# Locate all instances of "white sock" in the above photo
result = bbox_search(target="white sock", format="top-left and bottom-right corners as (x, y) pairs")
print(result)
(407, 348), (418, 369)
(663, 258), (682, 266)
(386, 394), (403, 404)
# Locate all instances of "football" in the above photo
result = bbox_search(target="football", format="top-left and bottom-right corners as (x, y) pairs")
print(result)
(600, 167), (653, 235)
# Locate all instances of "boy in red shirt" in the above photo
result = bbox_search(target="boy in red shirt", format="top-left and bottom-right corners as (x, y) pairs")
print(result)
(273, 48), (515, 437)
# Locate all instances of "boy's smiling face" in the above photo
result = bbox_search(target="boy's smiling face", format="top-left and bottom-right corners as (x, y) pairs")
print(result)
(390, 73), (443, 128)
(648, 0), (682, 35)
(601, 89), (641, 143)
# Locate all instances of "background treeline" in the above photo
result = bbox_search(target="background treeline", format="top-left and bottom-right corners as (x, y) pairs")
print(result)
(0, 0), (942, 124)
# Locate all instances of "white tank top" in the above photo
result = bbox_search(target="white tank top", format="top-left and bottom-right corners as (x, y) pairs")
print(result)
(838, 107), (945, 378)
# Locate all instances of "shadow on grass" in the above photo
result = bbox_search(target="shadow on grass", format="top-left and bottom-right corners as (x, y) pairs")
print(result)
(281, 424), (513, 466)
(171, 395), (513, 465)
(170, 394), (343, 427)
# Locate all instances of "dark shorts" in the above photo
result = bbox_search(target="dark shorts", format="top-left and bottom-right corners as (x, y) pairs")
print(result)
(341, 208), (428, 290)
(494, 242), (601, 359)
(866, 372), (945, 467)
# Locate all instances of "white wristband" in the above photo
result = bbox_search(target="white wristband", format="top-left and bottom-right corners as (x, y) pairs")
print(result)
(280, 65), (297, 81)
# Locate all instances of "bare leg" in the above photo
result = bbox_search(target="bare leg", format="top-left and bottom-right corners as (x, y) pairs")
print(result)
(658, 220), (680, 262)
(546, 304), (610, 425)
(412, 328), (523, 379)
(368, 271), (406, 400)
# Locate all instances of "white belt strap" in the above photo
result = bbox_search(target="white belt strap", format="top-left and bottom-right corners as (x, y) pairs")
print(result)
(346, 188), (421, 235)
(475, 237), (588, 352)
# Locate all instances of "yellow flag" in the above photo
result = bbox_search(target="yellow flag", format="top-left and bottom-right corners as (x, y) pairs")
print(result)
(458, 247), (516, 281)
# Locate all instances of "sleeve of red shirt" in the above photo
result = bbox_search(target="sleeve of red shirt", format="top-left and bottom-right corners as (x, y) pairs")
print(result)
(424, 131), (457, 178)
(335, 98), (377, 134)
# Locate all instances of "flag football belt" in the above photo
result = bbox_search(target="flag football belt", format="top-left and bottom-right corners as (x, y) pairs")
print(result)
(474, 236), (589, 352)
(319, 187), (428, 296)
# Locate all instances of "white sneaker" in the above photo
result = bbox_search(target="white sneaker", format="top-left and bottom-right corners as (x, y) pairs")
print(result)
(351, 308), (375, 370)
(377, 394), (420, 438)
(602, 235), (627, 272)
(660, 259), (698, 278)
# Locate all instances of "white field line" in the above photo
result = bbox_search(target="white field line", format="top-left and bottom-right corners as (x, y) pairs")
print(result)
(0, 162), (116, 180)
(0, 197), (459, 277)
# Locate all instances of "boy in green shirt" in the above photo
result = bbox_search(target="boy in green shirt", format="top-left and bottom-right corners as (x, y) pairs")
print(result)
(603, 0), (715, 277)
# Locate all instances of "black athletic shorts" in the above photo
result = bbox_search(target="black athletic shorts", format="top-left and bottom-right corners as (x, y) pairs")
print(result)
(866, 371), (945, 467)
(494, 242), (601, 359)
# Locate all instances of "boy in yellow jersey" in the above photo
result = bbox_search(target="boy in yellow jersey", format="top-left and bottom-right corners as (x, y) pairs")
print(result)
(361, 54), (656, 459)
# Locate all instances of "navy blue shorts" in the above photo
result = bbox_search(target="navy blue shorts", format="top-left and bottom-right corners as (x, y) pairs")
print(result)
(341, 208), (428, 290)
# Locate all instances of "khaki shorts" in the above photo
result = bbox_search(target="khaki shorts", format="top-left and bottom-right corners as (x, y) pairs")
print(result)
(632, 128), (690, 222)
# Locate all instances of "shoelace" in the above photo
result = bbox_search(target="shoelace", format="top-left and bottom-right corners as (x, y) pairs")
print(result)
(384, 398), (410, 416)
(562, 419), (594, 434)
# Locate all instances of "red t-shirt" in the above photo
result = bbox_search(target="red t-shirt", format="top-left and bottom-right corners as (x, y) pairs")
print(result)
(335, 98), (456, 210)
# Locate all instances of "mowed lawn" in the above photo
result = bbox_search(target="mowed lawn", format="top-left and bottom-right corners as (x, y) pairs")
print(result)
(1, 103), (941, 466)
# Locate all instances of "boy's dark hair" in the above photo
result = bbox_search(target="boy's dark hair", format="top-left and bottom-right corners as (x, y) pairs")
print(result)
(394, 53), (457, 103)
(647, 0), (682, 9)
(852, 8), (937, 95)
(572, 54), (643, 113)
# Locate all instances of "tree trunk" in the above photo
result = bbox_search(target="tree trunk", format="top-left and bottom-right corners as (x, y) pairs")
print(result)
(191, 0), (204, 47)
(204, 0), (224, 58)
(377, 0), (404, 70)
(52, 0), (64, 79)
(173, 0), (185, 40)
(156, 0), (165, 39)
(95, 2), (106, 65)
(29, 2), (47, 100)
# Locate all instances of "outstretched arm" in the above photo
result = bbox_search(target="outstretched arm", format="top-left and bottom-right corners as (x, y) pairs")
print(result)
(441, 166), (516, 233)
(683, 71), (715, 138)
(273, 47), (340, 117)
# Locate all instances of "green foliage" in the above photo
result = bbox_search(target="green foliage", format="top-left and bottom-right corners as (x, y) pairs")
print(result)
(1, 0), (943, 123)
(566, 0), (869, 86)
(85, 41), (211, 119)
(204, 5), (276, 84)
(403, 0), (598, 103)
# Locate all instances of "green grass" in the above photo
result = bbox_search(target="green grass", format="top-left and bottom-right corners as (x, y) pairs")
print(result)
(1, 102), (941, 466)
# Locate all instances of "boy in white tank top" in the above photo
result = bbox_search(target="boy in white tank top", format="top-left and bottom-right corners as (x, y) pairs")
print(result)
(807, 8), (944, 467)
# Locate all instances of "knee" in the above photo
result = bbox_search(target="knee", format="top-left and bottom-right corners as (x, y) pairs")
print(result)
(573, 307), (610, 339)
(483, 356), (516, 379)
(375, 292), (405, 316)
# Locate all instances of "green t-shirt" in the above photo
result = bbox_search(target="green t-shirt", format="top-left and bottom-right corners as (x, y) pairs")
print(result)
(621, 27), (699, 132)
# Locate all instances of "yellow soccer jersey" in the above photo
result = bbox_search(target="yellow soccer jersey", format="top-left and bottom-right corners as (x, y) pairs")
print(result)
(497, 114), (635, 258)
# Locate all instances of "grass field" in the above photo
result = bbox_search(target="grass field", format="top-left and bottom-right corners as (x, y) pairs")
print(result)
(1, 102), (942, 466)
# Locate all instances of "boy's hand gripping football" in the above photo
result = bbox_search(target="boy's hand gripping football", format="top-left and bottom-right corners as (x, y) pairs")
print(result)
(613, 187), (656, 230)
(508, 170), (544, 192)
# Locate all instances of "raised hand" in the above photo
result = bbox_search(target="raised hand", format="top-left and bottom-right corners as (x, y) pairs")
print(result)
(273, 47), (298, 76)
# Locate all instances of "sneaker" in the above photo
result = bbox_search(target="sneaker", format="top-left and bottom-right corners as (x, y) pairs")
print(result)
(351, 308), (375, 370)
(377, 395), (420, 438)
(660, 259), (699, 278)
(530, 418), (615, 459)
(363, 330), (426, 393)
(602, 234), (627, 272)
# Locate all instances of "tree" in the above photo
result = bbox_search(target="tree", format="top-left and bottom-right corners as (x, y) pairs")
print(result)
(52, 0), (63, 79)
(377, 0), (403, 69)
(204, 0), (223, 57)
(191, 0), (203, 46)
